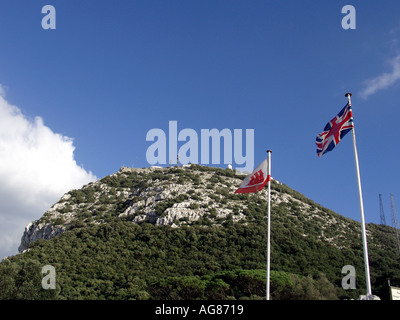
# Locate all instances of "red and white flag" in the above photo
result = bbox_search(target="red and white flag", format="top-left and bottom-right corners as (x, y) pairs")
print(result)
(235, 158), (271, 194)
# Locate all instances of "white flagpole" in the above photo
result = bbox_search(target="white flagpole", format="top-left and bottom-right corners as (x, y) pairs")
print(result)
(266, 150), (272, 300)
(345, 93), (372, 297)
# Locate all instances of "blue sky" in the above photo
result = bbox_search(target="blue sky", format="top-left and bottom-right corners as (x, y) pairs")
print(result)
(1, 1), (400, 257)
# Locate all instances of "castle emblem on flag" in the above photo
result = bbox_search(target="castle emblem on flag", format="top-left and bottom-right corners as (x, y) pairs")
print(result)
(248, 170), (264, 186)
(235, 159), (270, 194)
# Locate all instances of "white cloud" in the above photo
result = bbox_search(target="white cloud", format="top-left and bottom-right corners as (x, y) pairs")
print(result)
(360, 54), (400, 100)
(0, 91), (97, 259)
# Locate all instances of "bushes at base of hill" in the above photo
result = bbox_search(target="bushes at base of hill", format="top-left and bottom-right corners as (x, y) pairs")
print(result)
(148, 269), (339, 300)
(0, 220), (347, 300)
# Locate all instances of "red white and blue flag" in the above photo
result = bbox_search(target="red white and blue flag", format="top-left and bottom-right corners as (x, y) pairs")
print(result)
(235, 158), (270, 194)
(316, 103), (354, 157)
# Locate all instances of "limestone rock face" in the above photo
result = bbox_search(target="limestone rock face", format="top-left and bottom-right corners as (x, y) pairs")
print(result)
(18, 221), (65, 252)
(18, 164), (351, 253)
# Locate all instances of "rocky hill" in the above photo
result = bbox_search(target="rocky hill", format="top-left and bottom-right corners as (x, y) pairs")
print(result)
(18, 165), (360, 252)
(19, 165), (248, 251)
(2, 164), (400, 299)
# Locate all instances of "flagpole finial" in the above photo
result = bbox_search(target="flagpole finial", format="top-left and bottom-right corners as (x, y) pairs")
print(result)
(345, 92), (352, 106)
(267, 149), (272, 153)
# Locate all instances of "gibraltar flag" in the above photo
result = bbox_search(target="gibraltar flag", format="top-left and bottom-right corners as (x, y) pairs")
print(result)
(235, 158), (271, 194)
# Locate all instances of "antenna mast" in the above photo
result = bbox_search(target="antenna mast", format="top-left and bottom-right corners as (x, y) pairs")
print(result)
(379, 194), (387, 225)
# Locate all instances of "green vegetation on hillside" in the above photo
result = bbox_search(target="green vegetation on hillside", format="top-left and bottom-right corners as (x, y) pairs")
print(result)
(1, 166), (400, 300)
(1, 220), (343, 300)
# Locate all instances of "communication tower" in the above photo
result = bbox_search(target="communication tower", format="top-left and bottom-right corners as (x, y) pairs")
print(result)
(379, 194), (387, 225)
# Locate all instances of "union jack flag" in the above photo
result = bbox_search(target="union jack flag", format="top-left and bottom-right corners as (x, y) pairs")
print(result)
(316, 103), (354, 157)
